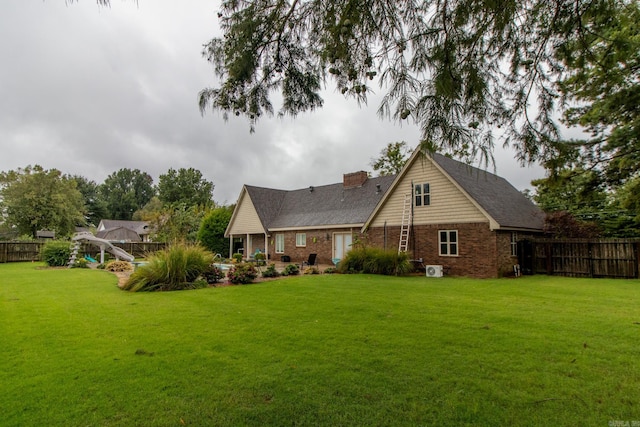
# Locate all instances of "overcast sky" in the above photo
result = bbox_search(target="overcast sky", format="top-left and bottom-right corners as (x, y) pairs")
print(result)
(0, 1), (546, 204)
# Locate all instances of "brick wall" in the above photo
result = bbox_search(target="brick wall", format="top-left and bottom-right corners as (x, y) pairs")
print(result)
(243, 228), (363, 265)
(367, 222), (502, 278)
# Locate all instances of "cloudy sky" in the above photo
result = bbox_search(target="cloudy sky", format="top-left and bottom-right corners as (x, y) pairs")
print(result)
(0, 1), (546, 204)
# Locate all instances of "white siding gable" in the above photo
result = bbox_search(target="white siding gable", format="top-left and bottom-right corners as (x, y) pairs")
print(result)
(369, 155), (489, 227)
(226, 190), (265, 235)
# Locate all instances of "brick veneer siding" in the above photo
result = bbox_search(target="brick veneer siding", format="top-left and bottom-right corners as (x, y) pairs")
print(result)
(367, 222), (503, 278)
(367, 223), (543, 278)
(240, 228), (362, 265)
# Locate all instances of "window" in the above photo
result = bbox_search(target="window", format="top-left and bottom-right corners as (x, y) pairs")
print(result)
(296, 233), (306, 247)
(414, 183), (430, 207)
(510, 232), (518, 257)
(439, 230), (458, 256)
(275, 234), (284, 254)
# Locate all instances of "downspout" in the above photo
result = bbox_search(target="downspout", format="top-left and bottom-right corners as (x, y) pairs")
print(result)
(384, 221), (387, 250)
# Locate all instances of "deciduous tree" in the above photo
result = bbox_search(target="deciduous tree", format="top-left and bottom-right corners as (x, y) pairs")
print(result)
(157, 167), (215, 208)
(0, 165), (85, 238)
(199, 0), (638, 169)
(370, 141), (410, 176)
(197, 205), (234, 257)
(100, 168), (155, 220)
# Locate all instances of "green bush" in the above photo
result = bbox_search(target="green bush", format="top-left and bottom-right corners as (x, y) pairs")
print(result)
(303, 266), (320, 275)
(281, 264), (299, 276)
(227, 263), (258, 284)
(337, 247), (413, 276)
(122, 243), (214, 292)
(262, 263), (280, 278)
(41, 240), (72, 267)
(70, 258), (89, 269)
(202, 264), (224, 284)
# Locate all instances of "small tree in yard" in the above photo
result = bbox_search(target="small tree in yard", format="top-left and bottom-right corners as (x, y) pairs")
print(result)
(197, 205), (234, 256)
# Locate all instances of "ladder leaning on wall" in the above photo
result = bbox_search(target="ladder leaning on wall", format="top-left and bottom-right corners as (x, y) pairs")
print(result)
(398, 193), (412, 253)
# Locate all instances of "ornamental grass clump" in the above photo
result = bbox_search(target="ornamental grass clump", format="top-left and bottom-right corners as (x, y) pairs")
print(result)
(338, 247), (413, 275)
(122, 243), (214, 292)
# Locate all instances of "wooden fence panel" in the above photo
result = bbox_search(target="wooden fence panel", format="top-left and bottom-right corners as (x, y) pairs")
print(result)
(0, 242), (42, 263)
(0, 241), (167, 263)
(527, 238), (639, 279)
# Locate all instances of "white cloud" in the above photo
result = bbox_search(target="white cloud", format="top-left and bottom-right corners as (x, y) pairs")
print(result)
(0, 0), (545, 206)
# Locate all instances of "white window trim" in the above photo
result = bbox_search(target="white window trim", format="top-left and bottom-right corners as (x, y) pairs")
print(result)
(296, 233), (306, 247)
(414, 183), (430, 207)
(510, 232), (518, 257)
(275, 233), (285, 254)
(439, 230), (458, 257)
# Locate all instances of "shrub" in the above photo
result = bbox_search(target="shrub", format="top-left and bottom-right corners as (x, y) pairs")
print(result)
(254, 252), (266, 265)
(227, 263), (258, 284)
(41, 240), (72, 267)
(105, 261), (133, 272)
(281, 264), (299, 276)
(70, 258), (89, 269)
(262, 263), (280, 278)
(324, 267), (337, 274)
(303, 266), (320, 275)
(122, 243), (214, 292)
(202, 264), (224, 284)
(338, 247), (413, 276)
(232, 253), (243, 263)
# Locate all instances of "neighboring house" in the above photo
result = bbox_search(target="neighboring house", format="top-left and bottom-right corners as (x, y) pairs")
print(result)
(96, 220), (152, 242)
(36, 230), (55, 240)
(225, 149), (544, 278)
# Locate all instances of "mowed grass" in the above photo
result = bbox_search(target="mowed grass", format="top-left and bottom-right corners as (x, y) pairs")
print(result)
(1, 263), (640, 426)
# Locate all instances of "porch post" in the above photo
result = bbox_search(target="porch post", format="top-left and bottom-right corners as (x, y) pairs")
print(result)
(264, 232), (269, 262)
(229, 234), (233, 259)
(246, 233), (251, 260)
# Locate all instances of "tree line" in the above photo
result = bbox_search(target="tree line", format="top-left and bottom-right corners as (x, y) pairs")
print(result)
(0, 166), (233, 255)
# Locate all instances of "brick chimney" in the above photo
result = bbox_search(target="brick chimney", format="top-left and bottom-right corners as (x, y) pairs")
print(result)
(343, 171), (368, 188)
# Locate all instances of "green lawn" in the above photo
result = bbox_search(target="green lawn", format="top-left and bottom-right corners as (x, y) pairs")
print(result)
(1, 262), (639, 426)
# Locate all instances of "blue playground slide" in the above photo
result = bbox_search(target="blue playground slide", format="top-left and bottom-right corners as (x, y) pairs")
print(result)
(84, 254), (98, 263)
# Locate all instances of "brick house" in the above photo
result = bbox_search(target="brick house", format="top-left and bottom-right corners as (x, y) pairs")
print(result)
(225, 149), (544, 277)
(225, 171), (394, 265)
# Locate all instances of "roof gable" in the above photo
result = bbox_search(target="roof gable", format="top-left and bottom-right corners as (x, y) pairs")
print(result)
(365, 150), (543, 231)
(431, 153), (544, 230)
(229, 175), (395, 233)
(98, 219), (150, 234)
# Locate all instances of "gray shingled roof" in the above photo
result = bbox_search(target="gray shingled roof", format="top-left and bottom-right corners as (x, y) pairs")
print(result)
(245, 175), (396, 230)
(431, 153), (544, 230)
(99, 220), (150, 235)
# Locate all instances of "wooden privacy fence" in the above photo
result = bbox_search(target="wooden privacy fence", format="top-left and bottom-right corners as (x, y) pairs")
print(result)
(0, 241), (167, 263)
(519, 238), (640, 279)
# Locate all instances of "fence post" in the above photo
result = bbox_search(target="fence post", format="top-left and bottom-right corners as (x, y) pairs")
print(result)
(635, 242), (640, 279)
(545, 242), (553, 275)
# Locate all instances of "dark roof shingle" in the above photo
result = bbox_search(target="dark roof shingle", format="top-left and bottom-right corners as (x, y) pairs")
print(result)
(432, 153), (544, 230)
(246, 175), (395, 230)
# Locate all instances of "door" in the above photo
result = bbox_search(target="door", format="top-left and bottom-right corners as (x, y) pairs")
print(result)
(333, 233), (353, 260)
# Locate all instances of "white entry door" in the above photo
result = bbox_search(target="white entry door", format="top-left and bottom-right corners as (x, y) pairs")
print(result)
(333, 233), (353, 260)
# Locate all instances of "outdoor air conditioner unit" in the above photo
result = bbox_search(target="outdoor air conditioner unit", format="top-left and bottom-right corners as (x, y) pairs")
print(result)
(425, 265), (444, 278)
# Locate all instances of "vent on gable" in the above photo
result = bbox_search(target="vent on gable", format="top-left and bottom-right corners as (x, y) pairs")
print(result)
(343, 171), (368, 188)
